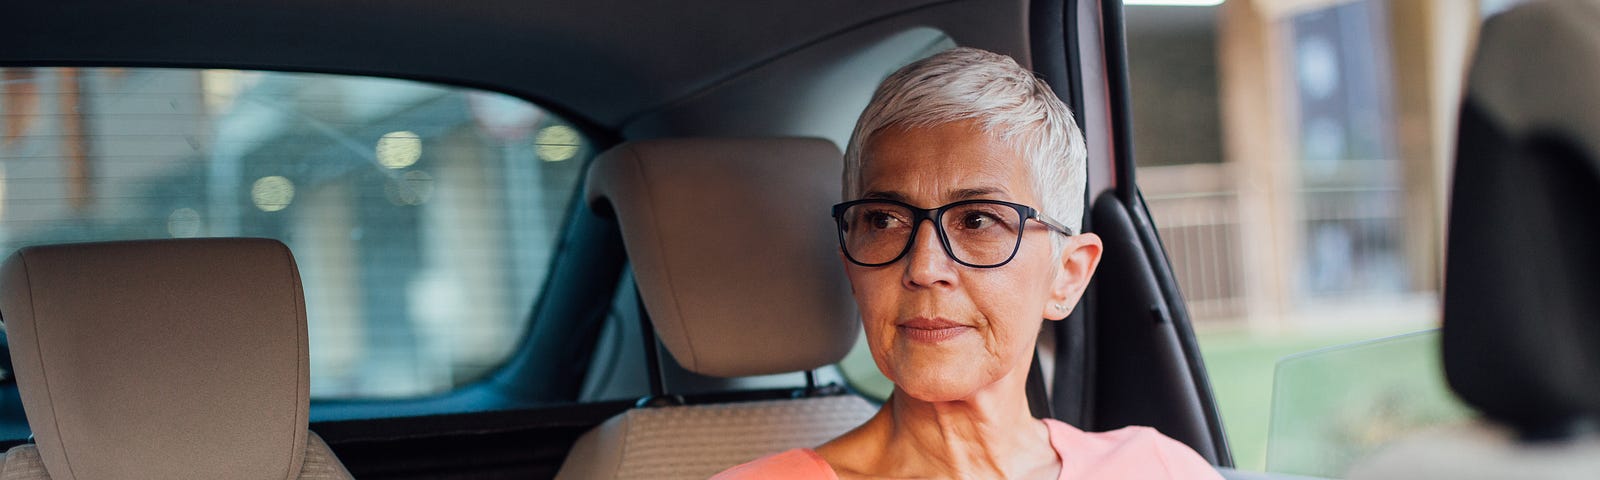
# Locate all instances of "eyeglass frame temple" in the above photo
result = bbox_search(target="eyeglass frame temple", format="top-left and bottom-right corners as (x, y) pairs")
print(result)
(1030, 211), (1076, 237)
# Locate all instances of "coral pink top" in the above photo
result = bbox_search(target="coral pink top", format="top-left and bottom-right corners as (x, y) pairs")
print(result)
(713, 419), (1222, 479)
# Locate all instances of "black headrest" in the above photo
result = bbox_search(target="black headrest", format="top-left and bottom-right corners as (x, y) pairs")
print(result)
(1442, 0), (1600, 437)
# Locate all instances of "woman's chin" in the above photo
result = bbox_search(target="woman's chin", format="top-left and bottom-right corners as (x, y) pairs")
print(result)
(876, 338), (1002, 402)
(898, 384), (975, 403)
(892, 367), (986, 403)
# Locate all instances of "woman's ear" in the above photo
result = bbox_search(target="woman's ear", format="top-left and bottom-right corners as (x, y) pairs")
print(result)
(1044, 233), (1103, 320)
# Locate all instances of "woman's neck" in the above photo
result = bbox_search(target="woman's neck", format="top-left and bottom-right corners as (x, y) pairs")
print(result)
(819, 371), (1059, 479)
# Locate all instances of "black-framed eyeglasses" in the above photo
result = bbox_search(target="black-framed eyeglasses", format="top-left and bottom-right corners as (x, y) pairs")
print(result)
(831, 199), (1075, 268)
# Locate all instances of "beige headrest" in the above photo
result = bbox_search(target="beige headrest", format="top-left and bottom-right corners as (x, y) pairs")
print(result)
(586, 138), (859, 378)
(1, 238), (310, 479)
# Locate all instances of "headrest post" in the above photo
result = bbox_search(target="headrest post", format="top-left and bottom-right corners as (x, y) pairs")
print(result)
(635, 284), (670, 401)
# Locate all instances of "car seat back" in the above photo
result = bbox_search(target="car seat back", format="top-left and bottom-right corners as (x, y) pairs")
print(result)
(555, 138), (875, 479)
(1438, 0), (1600, 431)
(0, 238), (352, 480)
(1350, 0), (1600, 477)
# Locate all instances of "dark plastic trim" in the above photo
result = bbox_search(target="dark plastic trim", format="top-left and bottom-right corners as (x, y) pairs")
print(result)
(1101, 1), (1139, 205)
(1097, 0), (1233, 466)
(1130, 190), (1234, 467)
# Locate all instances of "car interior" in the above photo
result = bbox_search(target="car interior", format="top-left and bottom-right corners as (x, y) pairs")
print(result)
(0, 0), (1593, 479)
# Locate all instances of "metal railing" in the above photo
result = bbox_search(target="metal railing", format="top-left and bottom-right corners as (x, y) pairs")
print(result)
(1139, 163), (1414, 326)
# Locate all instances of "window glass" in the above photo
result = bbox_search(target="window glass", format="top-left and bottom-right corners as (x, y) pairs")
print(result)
(1265, 330), (1470, 475)
(0, 67), (591, 399)
(1126, 1), (1485, 475)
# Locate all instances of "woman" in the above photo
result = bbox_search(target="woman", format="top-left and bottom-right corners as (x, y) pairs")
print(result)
(715, 48), (1221, 479)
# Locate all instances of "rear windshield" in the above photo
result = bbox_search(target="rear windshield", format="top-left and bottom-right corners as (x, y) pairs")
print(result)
(0, 67), (591, 399)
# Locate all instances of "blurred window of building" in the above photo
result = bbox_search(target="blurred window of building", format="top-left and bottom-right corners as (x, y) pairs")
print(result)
(1126, 0), (1484, 475)
(0, 67), (590, 399)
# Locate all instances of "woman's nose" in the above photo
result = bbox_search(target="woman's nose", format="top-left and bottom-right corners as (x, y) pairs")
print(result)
(902, 219), (957, 288)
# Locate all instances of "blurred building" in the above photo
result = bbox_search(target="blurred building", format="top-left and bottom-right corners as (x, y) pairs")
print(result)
(1128, 0), (1487, 334)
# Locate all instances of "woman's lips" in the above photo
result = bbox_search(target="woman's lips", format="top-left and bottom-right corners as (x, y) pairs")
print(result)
(897, 317), (973, 343)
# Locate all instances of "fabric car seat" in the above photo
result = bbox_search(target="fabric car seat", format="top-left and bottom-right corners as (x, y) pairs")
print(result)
(0, 238), (353, 479)
(1349, 0), (1600, 477)
(554, 138), (878, 479)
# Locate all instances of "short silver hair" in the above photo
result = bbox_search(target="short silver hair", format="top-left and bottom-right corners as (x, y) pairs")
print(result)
(843, 47), (1087, 237)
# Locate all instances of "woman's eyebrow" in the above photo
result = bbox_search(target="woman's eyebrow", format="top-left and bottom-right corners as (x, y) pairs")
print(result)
(861, 191), (908, 202)
(952, 186), (1006, 199)
(859, 188), (1008, 203)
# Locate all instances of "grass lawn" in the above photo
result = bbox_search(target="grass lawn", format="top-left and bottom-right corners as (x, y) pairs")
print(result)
(1197, 326), (1469, 475)
(1198, 330), (1377, 471)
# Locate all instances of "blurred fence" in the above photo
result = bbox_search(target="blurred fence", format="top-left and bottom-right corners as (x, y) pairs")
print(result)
(1139, 163), (1413, 328)
(1145, 189), (1247, 324)
(1141, 164), (1248, 325)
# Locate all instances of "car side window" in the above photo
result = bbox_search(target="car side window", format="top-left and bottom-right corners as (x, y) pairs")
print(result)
(1124, 1), (1496, 476)
(0, 67), (591, 399)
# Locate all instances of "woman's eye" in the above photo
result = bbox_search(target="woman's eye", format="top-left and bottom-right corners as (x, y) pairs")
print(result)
(959, 211), (999, 230)
(865, 211), (904, 229)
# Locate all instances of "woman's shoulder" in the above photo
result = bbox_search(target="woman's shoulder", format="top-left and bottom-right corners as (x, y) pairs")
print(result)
(1044, 418), (1223, 479)
(711, 448), (837, 480)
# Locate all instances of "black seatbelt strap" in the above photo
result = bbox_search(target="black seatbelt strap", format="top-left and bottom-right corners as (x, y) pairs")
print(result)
(1027, 346), (1054, 419)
